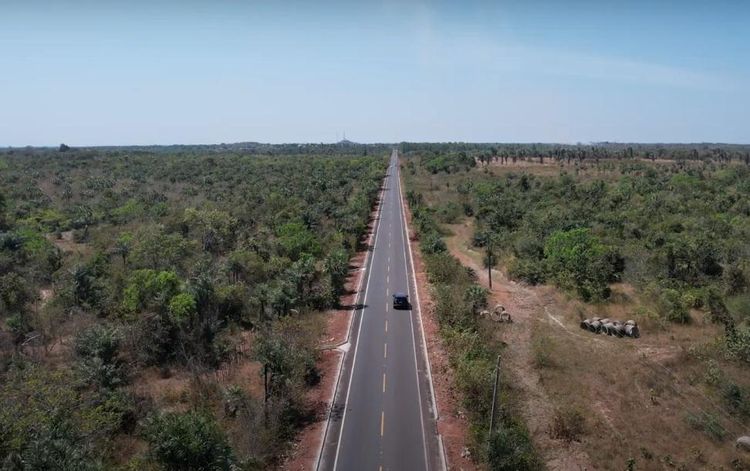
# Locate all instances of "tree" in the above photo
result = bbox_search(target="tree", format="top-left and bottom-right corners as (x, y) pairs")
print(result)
(122, 269), (180, 313)
(324, 248), (350, 298)
(0, 190), (7, 229)
(75, 324), (126, 389)
(276, 221), (320, 261)
(144, 411), (232, 471)
(183, 208), (237, 254)
(544, 228), (617, 301)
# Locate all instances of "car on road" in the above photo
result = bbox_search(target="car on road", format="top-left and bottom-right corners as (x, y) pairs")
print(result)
(392, 292), (410, 310)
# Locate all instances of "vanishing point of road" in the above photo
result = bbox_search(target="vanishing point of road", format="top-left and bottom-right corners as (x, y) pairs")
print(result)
(317, 150), (443, 470)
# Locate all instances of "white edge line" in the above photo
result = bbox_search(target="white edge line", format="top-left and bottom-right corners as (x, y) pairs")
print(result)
(397, 151), (439, 419)
(397, 150), (445, 471)
(330, 158), (388, 471)
(395, 153), (432, 471)
(315, 165), (387, 471)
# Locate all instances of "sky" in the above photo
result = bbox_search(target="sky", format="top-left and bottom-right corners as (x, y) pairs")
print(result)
(0, 0), (748, 146)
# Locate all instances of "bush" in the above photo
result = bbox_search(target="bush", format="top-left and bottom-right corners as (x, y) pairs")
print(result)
(488, 421), (541, 471)
(656, 287), (690, 323)
(507, 257), (545, 285)
(532, 332), (554, 369)
(685, 412), (726, 442)
(75, 324), (126, 389)
(549, 406), (586, 442)
(421, 231), (447, 254)
(144, 410), (233, 471)
(544, 228), (617, 301)
(464, 284), (489, 315)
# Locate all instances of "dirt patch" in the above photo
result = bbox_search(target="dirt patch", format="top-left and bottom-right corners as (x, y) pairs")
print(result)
(47, 230), (91, 256)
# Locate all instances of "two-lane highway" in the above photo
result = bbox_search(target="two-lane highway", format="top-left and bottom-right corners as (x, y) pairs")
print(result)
(318, 150), (441, 470)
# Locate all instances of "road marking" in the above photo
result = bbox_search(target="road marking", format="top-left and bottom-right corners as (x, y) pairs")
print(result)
(385, 320), (388, 333)
(395, 152), (432, 469)
(384, 343), (387, 358)
(382, 372), (387, 393)
(380, 411), (385, 437)
(331, 162), (388, 471)
(386, 274), (389, 284)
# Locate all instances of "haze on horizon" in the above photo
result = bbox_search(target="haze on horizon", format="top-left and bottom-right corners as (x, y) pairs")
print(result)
(1, 0), (748, 147)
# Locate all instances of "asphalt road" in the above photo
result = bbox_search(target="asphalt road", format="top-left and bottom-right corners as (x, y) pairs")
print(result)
(318, 150), (440, 471)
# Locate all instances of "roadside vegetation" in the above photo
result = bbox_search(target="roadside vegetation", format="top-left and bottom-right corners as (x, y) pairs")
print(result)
(0, 144), (387, 469)
(402, 142), (750, 470)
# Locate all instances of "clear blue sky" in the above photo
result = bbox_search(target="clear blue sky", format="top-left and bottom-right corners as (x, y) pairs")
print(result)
(1, 0), (748, 146)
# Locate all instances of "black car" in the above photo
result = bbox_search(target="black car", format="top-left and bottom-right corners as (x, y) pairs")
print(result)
(392, 292), (410, 310)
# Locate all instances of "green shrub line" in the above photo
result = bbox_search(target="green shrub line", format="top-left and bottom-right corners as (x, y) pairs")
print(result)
(404, 174), (542, 470)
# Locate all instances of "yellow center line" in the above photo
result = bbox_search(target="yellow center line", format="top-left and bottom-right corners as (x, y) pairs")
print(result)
(380, 411), (385, 437)
(384, 343), (387, 358)
(382, 372), (386, 393)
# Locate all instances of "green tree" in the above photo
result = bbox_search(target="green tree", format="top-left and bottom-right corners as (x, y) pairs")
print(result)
(544, 228), (617, 301)
(122, 269), (180, 313)
(74, 324), (126, 389)
(144, 411), (232, 471)
(324, 248), (349, 298)
(276, 222), (320, 261)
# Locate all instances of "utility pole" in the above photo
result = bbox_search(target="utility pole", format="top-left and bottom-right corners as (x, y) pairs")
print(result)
(486, 233), (493, 289)
(488, 354), (501, 452)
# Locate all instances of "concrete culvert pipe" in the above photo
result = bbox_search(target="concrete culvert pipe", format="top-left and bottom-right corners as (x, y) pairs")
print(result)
(580, 320), (591, 330)
(625, 324), (640, 338)
(602, 322), (615, 335)
(612, 323), (626, 338)
(589, 320), (602, 333)
(737, 436), (750, 452)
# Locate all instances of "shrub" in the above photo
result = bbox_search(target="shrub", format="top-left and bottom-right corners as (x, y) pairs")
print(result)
(75, 324), (126, 388)
(464, 284), (489, 315)
(544, 228), (617, 301)
(532, 333), (554, 369)
(656, 288), (690, 323)
(549, 406), (586, 442)
(488, 421), (541, 471)
(685, 412), (727, 442)
(421, 231), (447, 254)
(507, 257), (545, 285)
(144, 410), (233, 471)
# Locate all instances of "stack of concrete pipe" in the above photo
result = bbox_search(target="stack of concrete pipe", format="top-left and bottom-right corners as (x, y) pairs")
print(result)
(579, 317), (640, 338)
